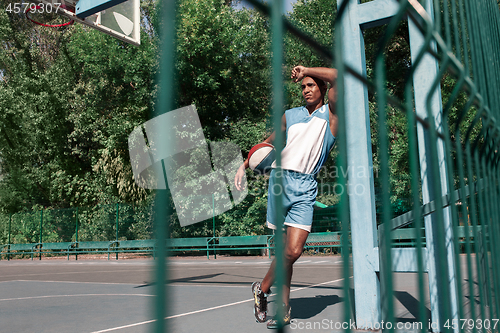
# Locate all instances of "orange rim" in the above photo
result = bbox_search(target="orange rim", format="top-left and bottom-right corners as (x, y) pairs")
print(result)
(25, 4), (74, 27)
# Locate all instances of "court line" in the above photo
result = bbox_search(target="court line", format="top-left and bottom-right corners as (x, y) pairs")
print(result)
(12, 279), (140, 286)
(0, 269), (150, 278)
(91, 276), (351, 333)
(0, 293), (154, 302)
(9, 279), (250, 288)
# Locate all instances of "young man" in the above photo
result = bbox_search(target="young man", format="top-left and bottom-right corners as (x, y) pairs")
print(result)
(234, 66), (338, 328)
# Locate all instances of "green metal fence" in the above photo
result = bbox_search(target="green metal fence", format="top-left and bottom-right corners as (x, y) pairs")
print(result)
(0, 204), (155, 248)
(331, 0), (500, 332)
(2, 0), (500, 332)
(144, 0), (500, 331)
(0, 199), (339, 250)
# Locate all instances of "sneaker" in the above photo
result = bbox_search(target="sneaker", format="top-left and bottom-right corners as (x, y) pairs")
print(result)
(266, 303), (291, 329)
(252, 281), (268, 323)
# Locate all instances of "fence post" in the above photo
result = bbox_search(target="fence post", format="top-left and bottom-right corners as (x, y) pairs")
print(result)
(270, 0), (286, 328)
(8, 214), (11, 261)
(212, 194), (216, 259)
(75, 207), (78, 261)
(75, 207), (79, 242)
(115, 203), (119, 241)
(39, 209), (43, 260)
(338, 0), (383, 327)
(116, 203), (119, 260)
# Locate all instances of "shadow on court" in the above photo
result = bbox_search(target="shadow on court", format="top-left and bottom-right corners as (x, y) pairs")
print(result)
(290, 294), (342, 319)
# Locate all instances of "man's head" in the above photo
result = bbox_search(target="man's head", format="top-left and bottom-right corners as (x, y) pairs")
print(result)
(301, 76), (327, 107)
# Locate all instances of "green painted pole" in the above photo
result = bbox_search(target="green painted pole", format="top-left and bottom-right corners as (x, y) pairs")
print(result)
(334, 4), (351, 331)
(8, 214), (11, 261)
(75, 207), (79, 242)
(115, 203), (119, 242)
(271, 0), (285, 330)
(75, 207), (79, 261)
(213, 194), (216, 260)
(154, 0), (178, 330)
(116, 203), (119, 260)
(39, 210), (43, 260)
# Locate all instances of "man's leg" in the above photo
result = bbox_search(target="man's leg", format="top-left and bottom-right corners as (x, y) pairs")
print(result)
(283, 226), (309, 305)
(260, 226), (309, 303)
(263, 226), (309, 329)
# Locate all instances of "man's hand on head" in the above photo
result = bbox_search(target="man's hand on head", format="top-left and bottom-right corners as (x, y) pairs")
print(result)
(291, 66), (307, 83)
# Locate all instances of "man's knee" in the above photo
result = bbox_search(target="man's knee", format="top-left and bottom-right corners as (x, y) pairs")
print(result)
(285, 246), (303, 263)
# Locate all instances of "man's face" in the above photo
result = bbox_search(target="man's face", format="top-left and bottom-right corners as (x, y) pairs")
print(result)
(301, 76), (324, 106)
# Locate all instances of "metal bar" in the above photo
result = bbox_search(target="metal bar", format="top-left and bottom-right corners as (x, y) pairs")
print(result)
(7, 214), (11, 261)
(404, 37), (427, 333)
(115, 203), (119, 260)
(338, 0), (380, 327)
(473, 150), (488, 324)
(75, 207), (79, 243)
(373, 2), (408, 327)
(270, 0), (285, 329)
(154, 0), (178, 331)
(212, 194), (216, 259)
(334, 3), (352, 332)
(485, 164), (500, 321)
(490, 168), (500, 321)
(385, 180), (486, 231)
(39, 210), (43, 260)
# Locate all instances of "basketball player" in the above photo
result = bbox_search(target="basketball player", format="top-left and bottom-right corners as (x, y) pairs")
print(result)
(234, 66), (338, 328)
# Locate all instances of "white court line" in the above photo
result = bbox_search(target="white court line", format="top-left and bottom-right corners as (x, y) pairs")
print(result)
(91, 319), (156, 333)
(295, 260), (311, 264)
(315, 260), (329, 264)
(91, 276), (352, 333)
(13, 279), (139, 286)
(0, 268), (149, 278)
(0, 293), (154, 302)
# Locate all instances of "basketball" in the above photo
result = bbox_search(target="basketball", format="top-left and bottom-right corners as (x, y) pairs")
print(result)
(248, 143), (275, 175)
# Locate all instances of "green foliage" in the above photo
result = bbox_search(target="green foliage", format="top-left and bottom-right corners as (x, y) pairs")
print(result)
(176, 0), (271, 139)
(0, 0), (427, 242)
(0, 202), (154, 244)
(284, 0), (336, 109)
(0, 0), (155, 211)
(363, 22), (413, 217)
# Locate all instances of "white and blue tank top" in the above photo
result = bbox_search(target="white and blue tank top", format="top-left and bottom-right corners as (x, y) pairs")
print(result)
(272, 104), (336, 176)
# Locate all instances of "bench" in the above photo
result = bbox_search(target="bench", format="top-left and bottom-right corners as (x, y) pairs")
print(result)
(210, 235), (274, 259)
(1, 243), (41, 260)
(111, 239), (156, 260)
(40, 242), (76, 260)
(304, 232), (342, 253)
(168, 237), (212, 259)
(72, 241), (117, 260)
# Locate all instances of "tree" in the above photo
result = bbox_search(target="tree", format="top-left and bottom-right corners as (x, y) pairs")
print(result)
(175, 0), (271, 140)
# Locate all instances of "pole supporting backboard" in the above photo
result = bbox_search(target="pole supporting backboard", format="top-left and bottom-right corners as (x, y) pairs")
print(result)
(75, 0), (128, 19)
(339, 0), (458, 331)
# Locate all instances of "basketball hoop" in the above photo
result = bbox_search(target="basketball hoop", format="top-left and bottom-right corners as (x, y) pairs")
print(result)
(25, 4), (74, 27)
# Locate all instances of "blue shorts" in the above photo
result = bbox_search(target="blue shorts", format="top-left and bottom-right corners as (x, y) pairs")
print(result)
(266, 169), (318, 232)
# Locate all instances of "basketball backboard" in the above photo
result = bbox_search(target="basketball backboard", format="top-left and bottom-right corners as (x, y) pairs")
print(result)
(75, 0), (128, 18)
(32, 0), (140, 46)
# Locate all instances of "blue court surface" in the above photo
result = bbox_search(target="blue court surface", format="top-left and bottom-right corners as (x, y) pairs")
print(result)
(0, 255), (427, 332)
